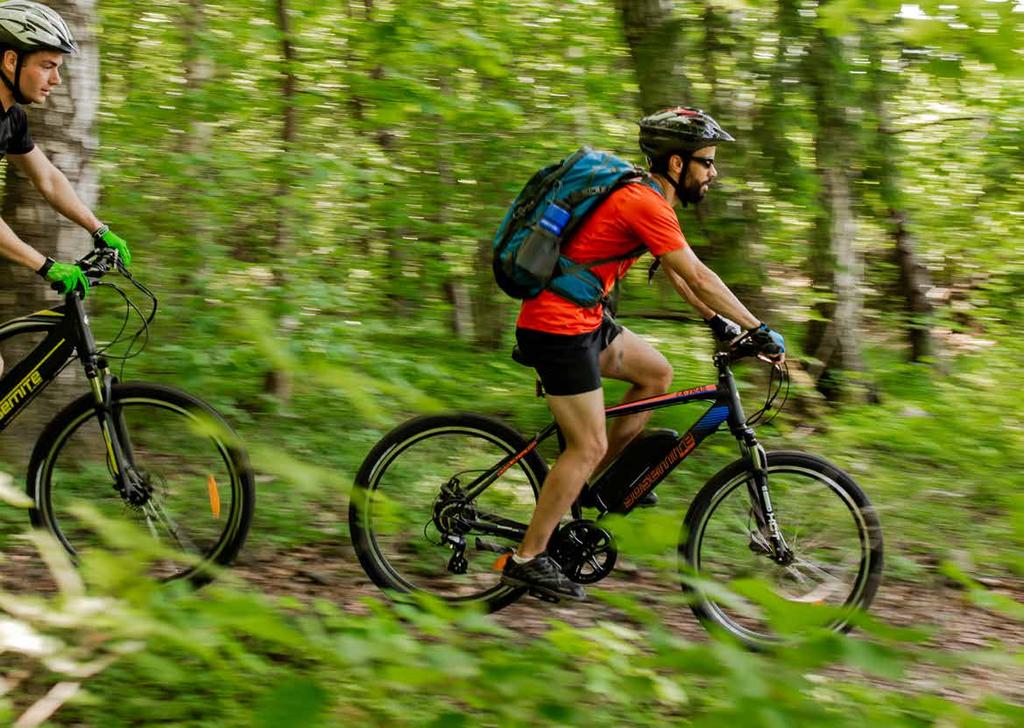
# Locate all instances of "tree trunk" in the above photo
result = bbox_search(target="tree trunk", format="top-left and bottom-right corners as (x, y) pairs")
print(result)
(444, 280), (473, 340)
(891, 209), (934, 362)
(178, 0), (216, 284)
(473, 237), (506, 351)
(804, 20), (873, 402)
(691, 0), (764, 299)
(263, 0), (298, 401)
(615, 0), (689, 114)
(866, 37), (936, 364)
(0, 0), (98, 457)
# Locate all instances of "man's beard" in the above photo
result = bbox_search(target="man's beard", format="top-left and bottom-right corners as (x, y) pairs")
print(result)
(680, 175), (707, 205)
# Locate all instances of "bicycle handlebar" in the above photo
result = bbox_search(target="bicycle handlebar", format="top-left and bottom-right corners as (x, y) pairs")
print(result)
(727, 331), (786, 366)
(49, 247), (126, 296)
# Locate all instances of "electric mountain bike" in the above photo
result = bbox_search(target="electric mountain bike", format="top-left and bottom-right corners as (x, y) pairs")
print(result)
(350, 339), (883, 645)
(0, 248), (254, 582)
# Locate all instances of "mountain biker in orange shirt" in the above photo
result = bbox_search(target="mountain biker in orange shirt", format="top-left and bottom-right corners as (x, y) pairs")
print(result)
(502, 107), (786, 601)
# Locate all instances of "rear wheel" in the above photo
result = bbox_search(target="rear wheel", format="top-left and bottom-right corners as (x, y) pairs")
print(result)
(350, 413), (546, 611)
(27, 382), (255, 583)
(681, 450), (883, 645)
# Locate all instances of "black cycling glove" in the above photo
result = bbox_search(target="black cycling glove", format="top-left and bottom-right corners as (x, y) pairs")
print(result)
(743, 323), (786, 361)
(704, 314), (742, 343)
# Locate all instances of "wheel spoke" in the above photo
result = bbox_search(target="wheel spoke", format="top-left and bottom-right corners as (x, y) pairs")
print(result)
(144, 499), (200, 555)
(351, 416), (545, 606)
(682, 456), (882, 645)
(32, 386), (253, 582)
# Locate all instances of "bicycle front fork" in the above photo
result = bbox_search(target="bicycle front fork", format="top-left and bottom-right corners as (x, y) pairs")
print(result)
(741, 433), (793, 565)
(87, 363), (147, 505)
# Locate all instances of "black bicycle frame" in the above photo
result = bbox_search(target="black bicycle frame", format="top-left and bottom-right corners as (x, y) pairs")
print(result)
(459, 353), (791, 561)
(0, 304), (79, 432)
(0, 293), (146, 499)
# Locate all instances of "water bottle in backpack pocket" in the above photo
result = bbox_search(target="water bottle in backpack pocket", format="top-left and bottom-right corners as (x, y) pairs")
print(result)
(514, 202), (571, 282)
(585, 429), (681, 513)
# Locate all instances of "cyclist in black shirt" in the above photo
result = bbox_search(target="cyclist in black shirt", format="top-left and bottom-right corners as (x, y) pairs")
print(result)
(0, 1), (131, 377)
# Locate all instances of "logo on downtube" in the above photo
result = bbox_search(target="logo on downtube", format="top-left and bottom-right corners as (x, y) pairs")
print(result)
(621, 433), (696, 510)
(0, 370), (43, 420)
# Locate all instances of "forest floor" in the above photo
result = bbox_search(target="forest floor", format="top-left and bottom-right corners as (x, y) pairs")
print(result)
(232, 548), (1024, 704)
(2, 537), (1022, 709)
(232, 543), (1024, 707)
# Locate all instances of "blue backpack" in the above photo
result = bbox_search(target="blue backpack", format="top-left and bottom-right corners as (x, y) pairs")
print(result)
(492, 147), (660, 308)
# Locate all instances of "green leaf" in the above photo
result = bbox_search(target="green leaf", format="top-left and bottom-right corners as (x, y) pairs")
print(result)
(255, 677), (328, 728)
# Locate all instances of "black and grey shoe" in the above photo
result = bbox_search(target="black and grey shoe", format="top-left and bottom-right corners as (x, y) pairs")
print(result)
(501, 553), (586, 602)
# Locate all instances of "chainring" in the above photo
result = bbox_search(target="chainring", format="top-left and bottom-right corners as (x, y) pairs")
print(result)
(550, 519), (617, 584)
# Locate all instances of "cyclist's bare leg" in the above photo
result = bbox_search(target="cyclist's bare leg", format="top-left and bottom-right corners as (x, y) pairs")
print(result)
(593, 327), (673, 475)
(517, 388), (606, 559)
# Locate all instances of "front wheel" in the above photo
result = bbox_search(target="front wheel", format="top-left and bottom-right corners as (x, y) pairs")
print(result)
(680, 450), (883, 645)
(27, 382), (255, 583)
(350, 413), (547, 611)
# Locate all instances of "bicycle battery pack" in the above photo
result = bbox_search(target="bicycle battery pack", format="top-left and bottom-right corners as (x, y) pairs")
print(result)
(586, 428), (680, 514)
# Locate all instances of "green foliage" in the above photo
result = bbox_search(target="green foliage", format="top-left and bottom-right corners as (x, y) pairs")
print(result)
(0, 510), (1019, 726)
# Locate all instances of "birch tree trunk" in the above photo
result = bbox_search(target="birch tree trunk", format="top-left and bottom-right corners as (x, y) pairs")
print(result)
(804, 20), (873, 401)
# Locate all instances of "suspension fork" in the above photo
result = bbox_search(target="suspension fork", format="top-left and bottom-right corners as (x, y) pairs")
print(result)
(78, 331), (140, 497)
(87, 364), (135, 485)
(739, 428), (792, 564)
(70, 293), (143, 501)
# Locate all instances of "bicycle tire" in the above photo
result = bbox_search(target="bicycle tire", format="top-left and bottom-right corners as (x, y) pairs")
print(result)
(350, 413), (547, 611)
(27, 382), (255, 583)
(680, 450), (883, 645)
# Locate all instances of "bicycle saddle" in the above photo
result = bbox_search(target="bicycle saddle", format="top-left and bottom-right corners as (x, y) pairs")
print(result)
(511, 345), (532, 367)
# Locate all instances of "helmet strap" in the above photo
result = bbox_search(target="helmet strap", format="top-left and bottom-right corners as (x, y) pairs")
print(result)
(666, 153), (692, 208)
(0, 50), (31, 105)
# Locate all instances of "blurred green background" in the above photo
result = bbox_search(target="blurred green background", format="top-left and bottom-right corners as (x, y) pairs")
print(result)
(0, 0), (1021, 725)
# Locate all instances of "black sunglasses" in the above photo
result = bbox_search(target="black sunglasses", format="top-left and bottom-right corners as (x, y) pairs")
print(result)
(691, 156), (716, 169)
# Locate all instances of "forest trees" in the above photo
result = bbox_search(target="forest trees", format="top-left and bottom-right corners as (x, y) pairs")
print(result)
(611, 0), (1019, 399)
(0, 0), (1017, 409)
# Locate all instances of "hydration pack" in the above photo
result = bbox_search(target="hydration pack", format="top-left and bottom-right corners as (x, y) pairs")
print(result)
(492, 147), (659, 308)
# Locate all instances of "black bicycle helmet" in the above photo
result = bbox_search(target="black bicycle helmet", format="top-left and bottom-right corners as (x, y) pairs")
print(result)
(638, 107), (734, 164)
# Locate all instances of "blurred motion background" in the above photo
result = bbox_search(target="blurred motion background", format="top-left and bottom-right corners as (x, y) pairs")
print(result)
(0, 0), (1021, 725)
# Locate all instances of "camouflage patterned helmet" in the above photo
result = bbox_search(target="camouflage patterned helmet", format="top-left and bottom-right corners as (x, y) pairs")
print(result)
(0, 1), (77, 55)
(638, 107), (734, 161)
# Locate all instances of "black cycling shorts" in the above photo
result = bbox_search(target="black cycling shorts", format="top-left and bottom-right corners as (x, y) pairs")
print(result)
(515, 316), (623, 396)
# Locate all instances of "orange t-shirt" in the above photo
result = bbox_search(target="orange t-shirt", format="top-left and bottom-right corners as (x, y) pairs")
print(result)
(516, 181), (687, 335)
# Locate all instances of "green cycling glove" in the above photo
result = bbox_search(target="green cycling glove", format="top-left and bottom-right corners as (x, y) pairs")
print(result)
(38, 258), (89, 297)
(92, 224), (131, 267)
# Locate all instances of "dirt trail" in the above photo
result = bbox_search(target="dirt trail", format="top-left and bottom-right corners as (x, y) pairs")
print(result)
(230, 542), (1023, 706)
(3, 540), (1021, 707)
